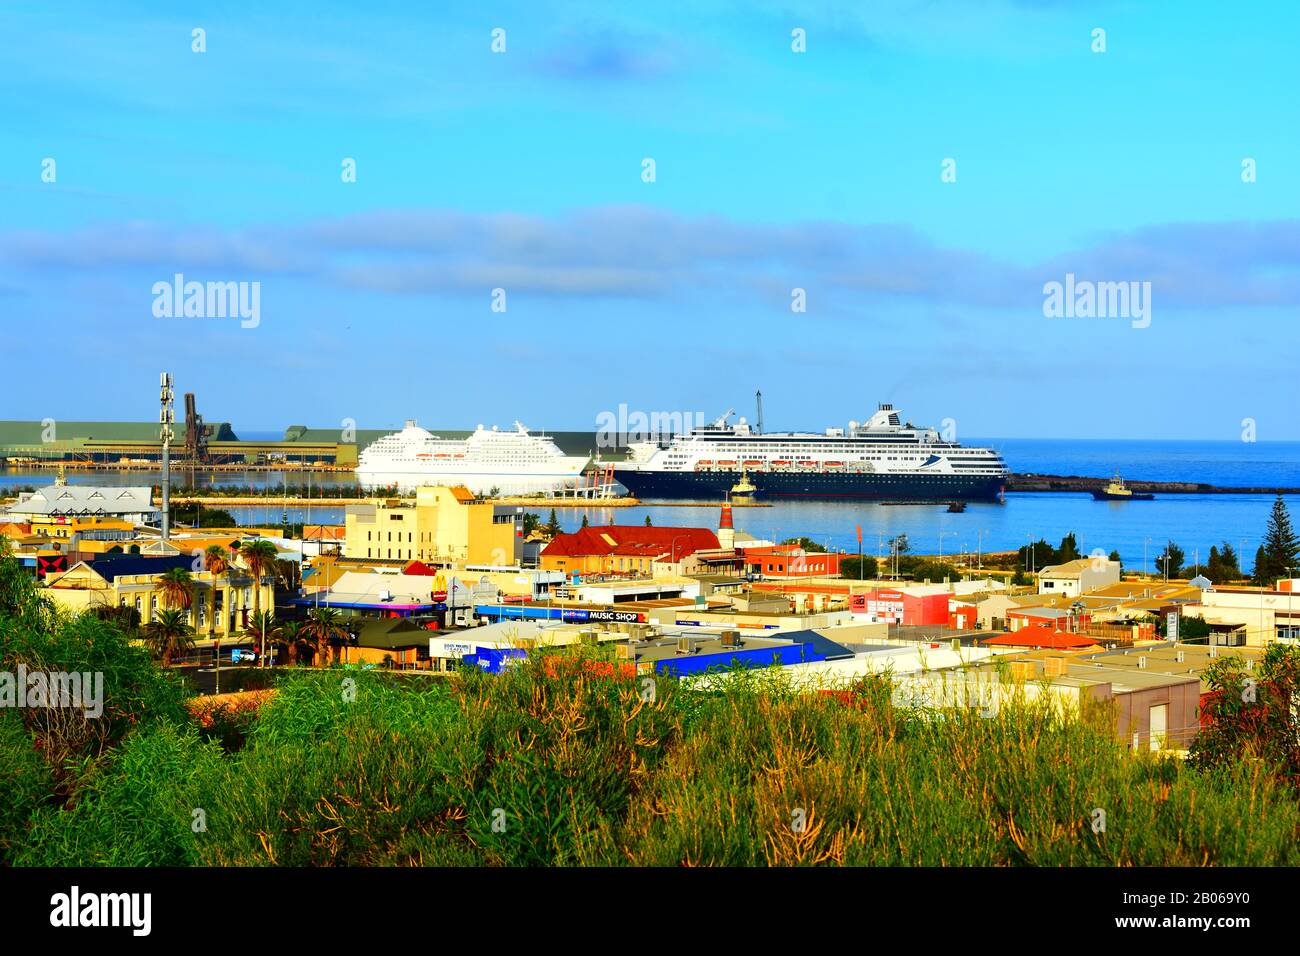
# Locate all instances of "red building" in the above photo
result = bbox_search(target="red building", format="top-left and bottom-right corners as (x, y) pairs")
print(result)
(742, 545), (842, 579)
(849, 588), (950, 625)
(949, 601), (977, 630)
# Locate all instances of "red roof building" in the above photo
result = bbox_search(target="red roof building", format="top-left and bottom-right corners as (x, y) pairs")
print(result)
(540, 525), (720, 576)
(980, 624), (1102, 651)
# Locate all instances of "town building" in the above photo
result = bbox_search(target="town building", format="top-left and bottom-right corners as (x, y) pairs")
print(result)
(540, 525), (719, 577)
(41, 553), (273, 635)
(301, 524), (345, 558)
(3, 482), (159, 525)
(344, 485), (523, 566)
(741, 544), (842, 579)
(848, 585), (951, 626)
(1036, 557), (1121, 597)
(901, 651), (1201, 752)
(1184, 579), (1300, 646)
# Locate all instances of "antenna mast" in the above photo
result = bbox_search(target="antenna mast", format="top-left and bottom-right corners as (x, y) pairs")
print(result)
(755, 389), (764, 435)
(159, 372), (175, 540)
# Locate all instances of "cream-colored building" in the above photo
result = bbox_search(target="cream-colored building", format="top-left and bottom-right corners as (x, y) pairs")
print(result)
(1037, 558), (1121, 597)
(345, 486), (522, 566)
(43, 556), (274, 636)
(1185, 579), (1300, 647)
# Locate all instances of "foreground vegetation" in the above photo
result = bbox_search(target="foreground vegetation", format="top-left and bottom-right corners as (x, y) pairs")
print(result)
(2, 543), (1298, 866)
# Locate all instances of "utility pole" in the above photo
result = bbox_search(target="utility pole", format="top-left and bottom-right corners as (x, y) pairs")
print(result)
(160, 372), (174, 541)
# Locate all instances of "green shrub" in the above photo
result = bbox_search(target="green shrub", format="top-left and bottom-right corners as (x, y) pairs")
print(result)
(15, 723), (223, 866)
(0, 711), (55, 862)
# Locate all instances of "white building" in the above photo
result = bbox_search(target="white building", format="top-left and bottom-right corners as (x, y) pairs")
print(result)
(4, 483), (159, 525)
(1037, 558), (1121, 597)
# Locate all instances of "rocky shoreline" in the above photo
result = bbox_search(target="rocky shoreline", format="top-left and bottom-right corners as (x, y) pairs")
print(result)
(1007, 474), (1300, 495)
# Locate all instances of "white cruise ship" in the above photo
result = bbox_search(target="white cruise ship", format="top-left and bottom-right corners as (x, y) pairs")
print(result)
(613, 404), (1008, 501)
(356, 421), (591, 495)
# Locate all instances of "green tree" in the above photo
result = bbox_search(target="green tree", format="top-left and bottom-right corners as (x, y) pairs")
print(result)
(543, 509), (562, 537)
(143, 609), (196, 666)
(840, 556), (878, 580)
(1206, 544), (1242, 583)
(1220, 542), (1241, 577)
(1190, 643), (1300, 781)
(1155, 540), (1184, 579)
(520, 512), (541, 536)
(580, 515), (589, 529)
(1253, 546), (1269, 586)
(171, 503), (238, 527)
(781, 536), (827, 553)
(907, 559), (961, 583)
(1108, 549), (1122, 568)
(1256, 495), (1300, 585)
(1018, 538), (1056, 572)
(1205, 545), (1221, 581)
(91, 604), (141, 634)
(1057, 532), (1081, 562)
(644, 515), (653, 526)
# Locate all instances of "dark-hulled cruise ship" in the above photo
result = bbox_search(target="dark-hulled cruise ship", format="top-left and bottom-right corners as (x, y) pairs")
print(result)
(612, 405), (1008, 501)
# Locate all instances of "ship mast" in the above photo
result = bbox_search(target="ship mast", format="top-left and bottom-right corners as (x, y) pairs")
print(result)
(755, 389), (763, 436)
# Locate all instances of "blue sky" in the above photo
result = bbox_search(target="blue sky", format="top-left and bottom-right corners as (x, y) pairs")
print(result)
(2, 0), (1298, 439)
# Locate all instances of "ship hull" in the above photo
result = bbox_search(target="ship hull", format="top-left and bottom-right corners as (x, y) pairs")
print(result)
(613, 468), (1005, 501)
(357, 467), (587, 496)
(1090, 490), (1155, 501)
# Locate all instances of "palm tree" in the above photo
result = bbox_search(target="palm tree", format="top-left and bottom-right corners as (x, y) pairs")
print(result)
(300, 607), (348, 667)
(204, 544), (230, 574)
(144, 608), (196, 666)
(247, 610), (280, 668)
(275, 620), (307, 666)
(157, 567), (194, 610)
(239, 540), (279, 621)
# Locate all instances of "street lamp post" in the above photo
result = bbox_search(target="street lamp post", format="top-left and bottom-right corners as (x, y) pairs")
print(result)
(938, 531), (955, 562)
(670, 534), (691, 570)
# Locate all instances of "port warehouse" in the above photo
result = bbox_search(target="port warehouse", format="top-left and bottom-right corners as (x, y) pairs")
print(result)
(0, 421), (615, 466)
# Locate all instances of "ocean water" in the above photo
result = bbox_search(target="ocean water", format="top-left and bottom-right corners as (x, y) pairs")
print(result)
(5, 439), (1300, 571)
(979, 438), (1300, 487)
